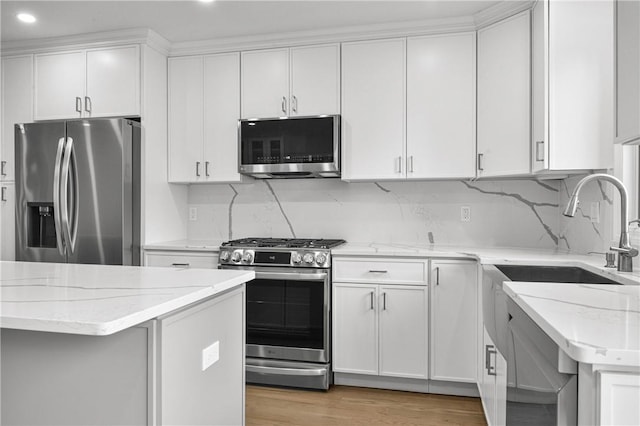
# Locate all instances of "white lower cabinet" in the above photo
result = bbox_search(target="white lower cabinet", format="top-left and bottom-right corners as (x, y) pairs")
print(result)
(143, 249), (218, 269)
(333, 283), (428, 379)
(332, 257), (429, 380)
(0, 183), (15, 261)
(429, 260), (477, 383)
(480, 326), (507, 426)
(598, 371), (640, 426)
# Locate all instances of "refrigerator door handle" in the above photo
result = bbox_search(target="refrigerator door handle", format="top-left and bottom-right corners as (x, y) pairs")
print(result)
(53, 137), (66, 256)
(61, 137), (78, 253)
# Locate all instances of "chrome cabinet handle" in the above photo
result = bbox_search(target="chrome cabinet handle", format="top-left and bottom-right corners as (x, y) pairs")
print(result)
(292, 95), (298, 113)
(196, 161), (201, 177)
(382, 292), (387, 310)
(205, 161), (210, 177)
(53, 137), (66, 256)
(396, 156), (402, 173)
(435, 266), (440, 285)
(486, 345), (497, 376)
(370, 291), (375, 310)
(535, 141), (545, 162)
(368, 270), (388, 274)
(171, 262), (190, 267)
(408, 155), (414, 173)
(1, 186), (6, 202)
(1, 160), (6, 176)
(281, 96), (287, 114)
(84, 96), (92, 114)
(75, 97), (82, 114)
(477, 153), (484, 171)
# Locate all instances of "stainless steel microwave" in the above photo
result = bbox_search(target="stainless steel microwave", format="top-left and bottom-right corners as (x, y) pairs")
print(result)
(238, 115), (340, 178)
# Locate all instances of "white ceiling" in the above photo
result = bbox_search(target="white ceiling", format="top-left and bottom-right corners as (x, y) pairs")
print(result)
(1, 1), (501, 44)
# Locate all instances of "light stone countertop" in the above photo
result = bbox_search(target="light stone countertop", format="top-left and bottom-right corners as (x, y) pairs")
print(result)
(503, 281), (640, 367)
(0, 261), (254, 336)
(143, 239), (224, 252)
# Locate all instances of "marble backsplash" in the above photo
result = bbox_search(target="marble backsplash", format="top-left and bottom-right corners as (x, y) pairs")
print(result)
(187, 176), (616, 253)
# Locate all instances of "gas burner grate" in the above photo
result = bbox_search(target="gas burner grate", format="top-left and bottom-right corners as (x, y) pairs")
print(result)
(222, 238), (345, 249)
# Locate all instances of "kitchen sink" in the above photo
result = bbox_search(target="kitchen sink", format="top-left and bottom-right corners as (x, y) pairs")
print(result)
(495, 264), (621, 284)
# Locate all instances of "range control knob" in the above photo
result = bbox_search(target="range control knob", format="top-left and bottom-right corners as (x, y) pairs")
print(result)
(303, 253), (315, 264)
(242, 252), (253, 263)
(220, 250), (230, 262)
(231, 251), (242, 263)
(292, 253), (302, 264)
(315, 253), (327, 265)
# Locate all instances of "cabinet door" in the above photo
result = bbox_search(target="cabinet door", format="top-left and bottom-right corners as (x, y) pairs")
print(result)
(477, 11), (531, 177)
(0, 183), (15, 261)
(333, 284), (378, 375)
(203, 53), (242, 182)
(407, 33), (476, 179)
(481, 327), (497, 426)
(547, 0), (613, 170)
(379, 285), (428, 379)
(34, 51), (85, 120)
(168, 56), (204, 183)
(598, 371), (640, 426)
(430, 260), (477, 382)
(616, 0), (640, 144)
(531, 0), (548, 172)
(1, 55), (33, 182)
(290, 44), (340, 116)
(241, 48), (289, 118)
(85, 46), (140, 118)
(341, 38), (406, 180)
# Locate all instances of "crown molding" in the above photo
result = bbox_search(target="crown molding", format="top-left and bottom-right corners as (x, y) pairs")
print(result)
(170, 16), (477, 56)
(1, 28), (170, 56)
(473, 0), (536, 29)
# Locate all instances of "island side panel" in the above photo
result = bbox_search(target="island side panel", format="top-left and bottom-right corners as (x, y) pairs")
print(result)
(1, 324), (154, 426)
(158, 285), (245, 426)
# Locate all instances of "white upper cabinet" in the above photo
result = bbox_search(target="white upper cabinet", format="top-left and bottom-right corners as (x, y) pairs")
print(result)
(1, 55), (33, 182)
(34, 45), (140, 120)
(241, 44), (339, 118)
(341, 38), (406, 181)
(532, 0), (614, 171)
(168, 52), (242, 183)
(407, 33), (476, 180)
(615, 0), (640, 145)
(477, 11), (531, 178)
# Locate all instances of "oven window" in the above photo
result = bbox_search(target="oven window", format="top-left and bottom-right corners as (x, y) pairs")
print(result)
(246, 279), (325, 349)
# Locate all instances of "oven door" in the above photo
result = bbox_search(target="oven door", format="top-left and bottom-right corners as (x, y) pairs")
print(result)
(246, 268), (330, 363)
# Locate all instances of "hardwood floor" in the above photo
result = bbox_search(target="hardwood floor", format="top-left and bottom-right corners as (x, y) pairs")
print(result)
(246, 385), (487, 426)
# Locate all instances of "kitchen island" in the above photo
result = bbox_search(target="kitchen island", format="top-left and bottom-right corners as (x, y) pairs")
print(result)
(0, 261), (254, 426)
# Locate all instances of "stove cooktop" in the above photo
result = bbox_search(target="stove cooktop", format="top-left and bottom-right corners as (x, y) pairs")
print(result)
(221, 238), (346, 250)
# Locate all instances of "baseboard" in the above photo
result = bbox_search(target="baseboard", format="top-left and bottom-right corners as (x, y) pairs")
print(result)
(334, 373), (479, 397)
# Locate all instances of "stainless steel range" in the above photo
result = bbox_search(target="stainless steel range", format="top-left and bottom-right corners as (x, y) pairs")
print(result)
(219, 237), (345, 390)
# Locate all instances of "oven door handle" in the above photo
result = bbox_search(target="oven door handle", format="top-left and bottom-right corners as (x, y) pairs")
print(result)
(254, 271), (328, 281)
(246, 364), (328, 377)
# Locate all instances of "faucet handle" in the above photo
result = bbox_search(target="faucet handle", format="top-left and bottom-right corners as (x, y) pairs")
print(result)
(609, 245), (639, 257)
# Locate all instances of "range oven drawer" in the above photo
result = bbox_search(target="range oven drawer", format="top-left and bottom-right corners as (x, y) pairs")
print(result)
(333, 258), (427, 285)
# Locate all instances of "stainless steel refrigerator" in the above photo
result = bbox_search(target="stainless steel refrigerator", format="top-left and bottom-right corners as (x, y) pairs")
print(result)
(15, 118), (141, 266)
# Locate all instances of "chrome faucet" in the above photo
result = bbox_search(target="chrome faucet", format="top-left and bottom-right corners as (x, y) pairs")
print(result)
(563, 173), (638, 272)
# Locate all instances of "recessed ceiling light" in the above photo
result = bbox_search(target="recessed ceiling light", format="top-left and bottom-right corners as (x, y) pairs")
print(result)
(198, 0), (215, 3)
(17, 13), (36, 24)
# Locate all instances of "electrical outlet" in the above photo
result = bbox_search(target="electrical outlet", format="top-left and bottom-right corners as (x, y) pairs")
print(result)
(189, 207), (198, 221)
(202, 341), (220, 371)
(461, 206), (471, 222)
(590, 202), (600, 223)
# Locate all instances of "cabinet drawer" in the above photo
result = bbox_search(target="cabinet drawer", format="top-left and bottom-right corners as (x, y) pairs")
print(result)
(144, 251), (218, 269)
(333, 258), (427, 285)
